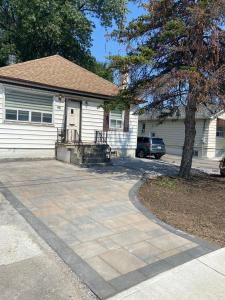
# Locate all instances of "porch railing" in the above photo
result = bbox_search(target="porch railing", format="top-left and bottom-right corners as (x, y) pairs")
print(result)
(95, 131), (108, 144)
(57, 128), (81, 144)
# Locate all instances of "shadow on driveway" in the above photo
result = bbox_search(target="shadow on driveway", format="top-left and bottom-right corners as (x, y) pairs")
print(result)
(84, 157), (180, 181)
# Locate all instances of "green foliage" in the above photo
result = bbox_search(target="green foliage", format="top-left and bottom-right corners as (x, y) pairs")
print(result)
(100, 88), (133, 112)
(156, 177), (177, 190)
(162, 18), (186, 39)
(0, 0), (129, 77)
(110, 0), (225, 178)
(92, 62), (113, 82)
(109, 0), (225, 108)
(109, 46), (154, 70)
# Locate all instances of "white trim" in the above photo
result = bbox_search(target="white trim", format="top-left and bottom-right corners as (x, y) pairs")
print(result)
(1, 83), (6, 123)
(109, 110), (124, 130)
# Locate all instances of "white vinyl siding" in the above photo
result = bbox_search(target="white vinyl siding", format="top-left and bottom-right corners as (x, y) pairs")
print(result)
(205, 119), (217, 158)
(107, 109), (138, 152)
(0, 85), (57, 159)
(0, 84), (4, 123)
(81, 100), (138, 156)
(138, 117), (225, 158)
(0, 83), (138, 159)
(53, 96), (65, 129)
(216, 136), (225, 157)
(81, 100), (104, 142)
(0, 122), (57, 159)
(138, 119), (208, 157)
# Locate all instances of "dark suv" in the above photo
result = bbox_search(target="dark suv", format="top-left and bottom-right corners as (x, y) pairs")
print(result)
(136, 137), (166, 159)
(220, 156), (225, 176)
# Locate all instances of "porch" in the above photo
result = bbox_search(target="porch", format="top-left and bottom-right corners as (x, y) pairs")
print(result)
(56, 128), (111, 166)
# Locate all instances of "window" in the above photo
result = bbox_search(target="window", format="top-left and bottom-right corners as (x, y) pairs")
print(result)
(216, 126), (224, 137)
(5, 89), (53, 124)
(5, 109), (52, 124)
(18, 110), (29, 121)
(31, 112), (42, 122)
(152, 138), (164, 144)
(110, 110), (123, 129)
(42, 113), (52, 123)
(143, 137), (150, 143)
(5, 109), (17, 120)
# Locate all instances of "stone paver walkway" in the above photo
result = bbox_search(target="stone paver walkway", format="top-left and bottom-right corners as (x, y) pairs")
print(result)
(0, 159), (219, 299)
(0, 188), (95, 300)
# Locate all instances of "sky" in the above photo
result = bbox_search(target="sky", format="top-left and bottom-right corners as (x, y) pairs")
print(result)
(91, 2), (144, 62)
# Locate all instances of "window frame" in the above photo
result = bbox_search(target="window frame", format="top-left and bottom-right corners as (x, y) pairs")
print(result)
(109, 109), (124, 130)
(5, 108), (53, 125)
(31, 111), (42, 123)
(5, 109), (18, 121)
(216, 126), (224, 138)
(18, 110), (30, 122)
(42, 112), (53, 124)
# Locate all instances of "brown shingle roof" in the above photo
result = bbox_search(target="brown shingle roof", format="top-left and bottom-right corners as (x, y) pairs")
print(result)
(0, 55), (118, 97)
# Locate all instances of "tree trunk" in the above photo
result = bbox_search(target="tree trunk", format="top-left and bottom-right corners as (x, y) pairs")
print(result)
(179, 94), (197, 179)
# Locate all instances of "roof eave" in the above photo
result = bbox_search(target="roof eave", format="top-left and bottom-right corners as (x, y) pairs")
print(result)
(139, 115), (213, 121)
(0, 76), (118, 100)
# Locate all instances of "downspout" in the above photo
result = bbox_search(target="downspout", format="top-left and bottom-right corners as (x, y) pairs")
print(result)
(79, 101), (82, 142)
(63, 98), (68, 143)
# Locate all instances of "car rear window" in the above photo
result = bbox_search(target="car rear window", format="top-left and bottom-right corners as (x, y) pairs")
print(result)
(143, 137), (150, 143)
(137, 137), (150, 143)
(152, 138), (164, 144)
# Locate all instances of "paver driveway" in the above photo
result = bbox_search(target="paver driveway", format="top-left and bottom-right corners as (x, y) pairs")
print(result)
(0, 159), (218, 299)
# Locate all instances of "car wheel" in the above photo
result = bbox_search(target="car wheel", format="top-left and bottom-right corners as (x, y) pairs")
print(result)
(154, 154), (162, 160)
(138, 150), (145, 158)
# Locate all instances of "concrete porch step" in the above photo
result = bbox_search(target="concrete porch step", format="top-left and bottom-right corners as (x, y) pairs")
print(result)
(56, 143), (111, 166)
(82, 157), (110, 164)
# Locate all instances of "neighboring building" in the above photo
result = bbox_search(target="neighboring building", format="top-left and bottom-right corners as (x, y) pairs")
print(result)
(0, 55), (138, 160)
(138, 107), (225, 159)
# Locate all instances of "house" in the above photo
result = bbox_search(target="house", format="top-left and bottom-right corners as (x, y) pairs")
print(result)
(138, 106), (225, 159)
(0, 55), (138, 162)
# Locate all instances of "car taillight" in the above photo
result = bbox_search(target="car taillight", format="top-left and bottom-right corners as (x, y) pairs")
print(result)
(147, 143), (151, 148)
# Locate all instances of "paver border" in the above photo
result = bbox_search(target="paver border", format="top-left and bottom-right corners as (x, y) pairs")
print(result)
(0, 181), (117, 300)
(129, 178), (220, 252)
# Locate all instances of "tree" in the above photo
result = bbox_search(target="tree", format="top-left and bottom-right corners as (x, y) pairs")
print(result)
(92, 61), (114, 82)
(0, 0), (129, 73)
(110, 0), (225, 178)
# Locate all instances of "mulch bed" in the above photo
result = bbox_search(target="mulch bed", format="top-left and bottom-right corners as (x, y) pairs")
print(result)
(139, 174), (225, 247)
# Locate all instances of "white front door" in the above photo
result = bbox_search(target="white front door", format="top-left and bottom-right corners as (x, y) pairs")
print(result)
(66, 100), (80, 142)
